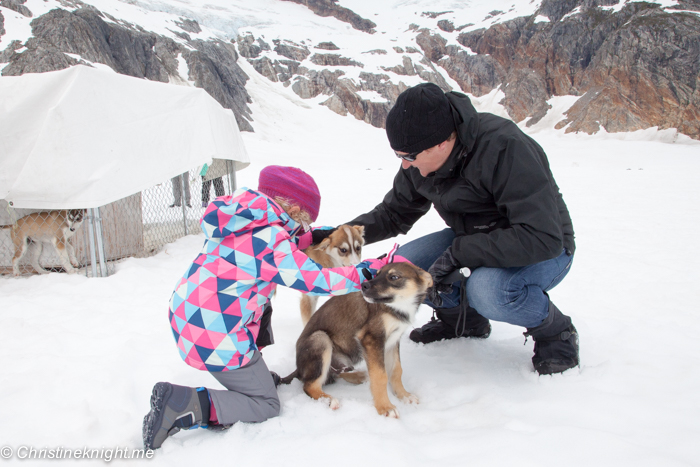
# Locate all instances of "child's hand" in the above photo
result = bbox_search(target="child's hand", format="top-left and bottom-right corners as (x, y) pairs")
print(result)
(298, 231), (313, 250)
(360, 245), (413, 279)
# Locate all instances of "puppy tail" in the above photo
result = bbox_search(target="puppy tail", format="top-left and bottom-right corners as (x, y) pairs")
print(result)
(279, 370), (298, 385)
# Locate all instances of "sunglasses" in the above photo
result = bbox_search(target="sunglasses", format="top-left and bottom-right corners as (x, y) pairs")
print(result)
(394, 150), (420, 162)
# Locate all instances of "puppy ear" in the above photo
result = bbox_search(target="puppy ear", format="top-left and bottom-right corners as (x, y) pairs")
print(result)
(419, 269), (433, 288)
(314, 238), (331, 251)
(353, 225), (365, 237)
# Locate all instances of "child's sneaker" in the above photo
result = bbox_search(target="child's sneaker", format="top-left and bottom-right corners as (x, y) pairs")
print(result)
(142, 382), (210, 450)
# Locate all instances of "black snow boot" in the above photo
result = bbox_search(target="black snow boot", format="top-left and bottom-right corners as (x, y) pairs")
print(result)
(525, 301), (579, 375)
(256, 302), (274, 349)
(409, 305), (491, 344)
(142, 383), (210, 450)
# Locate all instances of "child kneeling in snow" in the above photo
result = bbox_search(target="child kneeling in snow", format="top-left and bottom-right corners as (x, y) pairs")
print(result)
(143, 165), (398, 450)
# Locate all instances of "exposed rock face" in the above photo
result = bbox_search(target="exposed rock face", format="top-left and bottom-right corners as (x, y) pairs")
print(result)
(250, 56), (279, 82)
(449, 2), (700, 136)
(381, 55), (417, 76)
(238, 30), (449, 128)
(281, 0), (376, 33)
(501, 68), (551, 124)
(567, 8), (700, 137)
(323, 76), (390, 128)
(236, 33), (270, 59)
(6, 0), (695, 138)
(0, 11), (5, 38)
(415, 30), (447, 62)
(274, 40), (310, 61)
(175, 18), (201, 34)
(1, 7), (253, 131)
(437, 20), (455, 32)
(423, 11), (453, 19)
(292, 69), (345, 99)
(246, 0), (695, 137)
(4, 8), (173, 79)
(316, 41), (339, 50)
(310, 53), (362, 67)
(186, 39), (253, 131)
(1, 0), (32, 18)
(438, 47), (505, 97)
(0, 40), (23, 63)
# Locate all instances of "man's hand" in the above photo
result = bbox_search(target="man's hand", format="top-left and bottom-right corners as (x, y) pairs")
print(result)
(428, 246), (461, 287)
(426, 246), (461, 306)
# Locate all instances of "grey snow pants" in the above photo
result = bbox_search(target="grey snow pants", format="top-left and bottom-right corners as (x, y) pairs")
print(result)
(207, 351), (280, 425)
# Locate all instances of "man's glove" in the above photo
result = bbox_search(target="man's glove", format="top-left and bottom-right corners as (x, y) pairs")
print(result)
(426, 246), (461, 307)
(311, 227), (336, 245)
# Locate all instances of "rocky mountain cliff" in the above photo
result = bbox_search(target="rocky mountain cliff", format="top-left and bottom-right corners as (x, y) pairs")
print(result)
(1, 2), (254, 131)
(1, 0), (699, 139)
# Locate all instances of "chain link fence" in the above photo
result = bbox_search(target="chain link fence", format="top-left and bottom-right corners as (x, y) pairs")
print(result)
(1, 164), (237, 278)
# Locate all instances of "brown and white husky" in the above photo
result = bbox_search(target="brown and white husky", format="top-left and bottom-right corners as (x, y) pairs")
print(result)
(301, 225), (365, 324)
(2, 209), (85, 276)
(281, 262), (433, 418)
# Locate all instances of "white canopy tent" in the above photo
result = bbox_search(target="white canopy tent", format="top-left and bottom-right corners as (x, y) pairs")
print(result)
(0, 65), (249, 210)
(0, 65), (250, 277)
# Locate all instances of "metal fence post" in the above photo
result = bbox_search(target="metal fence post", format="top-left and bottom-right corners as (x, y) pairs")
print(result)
(86, 209), (99, 278)
(226, 160), (237, 192)
(180, 174), (188, 236)
(92, 207), (108, 277)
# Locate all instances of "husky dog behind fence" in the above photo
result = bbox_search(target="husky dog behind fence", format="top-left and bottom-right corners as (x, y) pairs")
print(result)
(1, 209), (85, 276)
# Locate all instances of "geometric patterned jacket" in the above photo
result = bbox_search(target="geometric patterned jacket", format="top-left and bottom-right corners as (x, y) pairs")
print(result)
(168, 187), (373, 372)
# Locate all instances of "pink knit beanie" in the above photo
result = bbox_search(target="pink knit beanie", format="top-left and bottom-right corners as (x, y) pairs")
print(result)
(258, 165), (321, 222)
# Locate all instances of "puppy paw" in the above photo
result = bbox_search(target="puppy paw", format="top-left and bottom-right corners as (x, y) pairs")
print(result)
(328, 398), (340, 410)
(376, 404), (399, 418)
(384, 408), (400, 419)
(401, 393), (419, 405)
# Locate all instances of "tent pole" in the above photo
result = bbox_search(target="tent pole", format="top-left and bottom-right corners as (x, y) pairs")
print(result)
(86, 210), (99, 278)
(180, 175), (188, 236)
(93, 207), (108, 277)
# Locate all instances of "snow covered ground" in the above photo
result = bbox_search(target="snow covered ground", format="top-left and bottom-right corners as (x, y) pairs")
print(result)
(1, 56), (699, 465)
(2, 0), (700, 465)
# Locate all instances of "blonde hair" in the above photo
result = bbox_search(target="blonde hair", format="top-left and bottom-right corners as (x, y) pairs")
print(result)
(274, 197), (313, 226)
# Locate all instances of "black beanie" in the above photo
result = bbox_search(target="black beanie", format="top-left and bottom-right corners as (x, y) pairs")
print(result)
(385, 82), (455, 154)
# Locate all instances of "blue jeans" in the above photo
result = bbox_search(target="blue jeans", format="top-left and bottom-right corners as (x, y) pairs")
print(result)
(396, 228), (574, 328)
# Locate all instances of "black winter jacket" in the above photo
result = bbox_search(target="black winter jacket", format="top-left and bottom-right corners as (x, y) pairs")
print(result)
(349, 91), (575, 270)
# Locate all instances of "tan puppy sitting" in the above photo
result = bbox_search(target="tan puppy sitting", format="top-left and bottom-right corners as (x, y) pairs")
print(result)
(301, 225), (365, 325)
(281, 261), (433, 418)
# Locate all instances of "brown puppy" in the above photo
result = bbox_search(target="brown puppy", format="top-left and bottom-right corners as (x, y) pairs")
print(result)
(300, 225), (365, 325)
(281, 261), (433, 418)
(2, 210), (85, 276)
